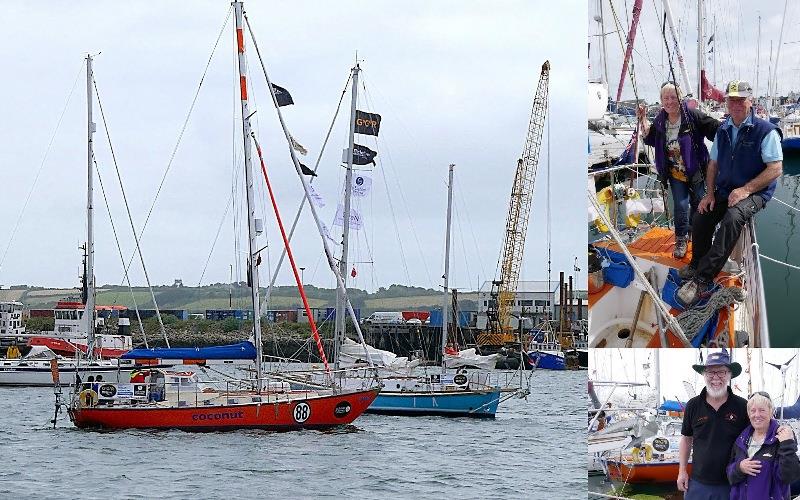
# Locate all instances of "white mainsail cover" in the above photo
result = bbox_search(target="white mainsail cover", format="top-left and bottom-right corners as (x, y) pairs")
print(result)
(443, 348), (499, 370)
(339, 337), (419, 370)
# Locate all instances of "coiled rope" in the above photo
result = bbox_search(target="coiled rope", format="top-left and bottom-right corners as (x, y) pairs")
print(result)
(676, 287), (746, 341)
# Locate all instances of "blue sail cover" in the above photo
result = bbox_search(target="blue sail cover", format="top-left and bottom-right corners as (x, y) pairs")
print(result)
(121, 341), (256, 360)
(659, 400), (685, 412)
(777, 396), (800, 419)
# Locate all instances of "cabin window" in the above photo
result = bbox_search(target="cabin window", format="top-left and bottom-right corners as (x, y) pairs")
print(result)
(519, 300), (533, 306)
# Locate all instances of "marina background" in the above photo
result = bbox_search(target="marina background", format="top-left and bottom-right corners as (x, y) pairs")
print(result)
(758, 155), (800, 345)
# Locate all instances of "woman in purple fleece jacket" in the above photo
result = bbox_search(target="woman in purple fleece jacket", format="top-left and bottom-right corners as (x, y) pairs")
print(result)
(727, 393), (800, 499)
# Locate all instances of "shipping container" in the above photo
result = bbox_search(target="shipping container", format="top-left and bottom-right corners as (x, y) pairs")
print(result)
(427, 310), (473, 327)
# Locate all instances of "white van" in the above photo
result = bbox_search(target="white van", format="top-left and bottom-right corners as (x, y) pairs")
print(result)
(361, 311), (404, 325)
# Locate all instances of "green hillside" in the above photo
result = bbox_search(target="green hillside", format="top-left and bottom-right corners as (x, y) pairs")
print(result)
(0, 283), (478, 313)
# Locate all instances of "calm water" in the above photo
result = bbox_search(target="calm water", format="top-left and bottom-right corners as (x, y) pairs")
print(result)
(0, 370), (584, 499)
(758, 155), (800, 346)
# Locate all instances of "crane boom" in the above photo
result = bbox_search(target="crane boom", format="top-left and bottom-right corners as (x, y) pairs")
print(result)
(482, 60), (550, 346)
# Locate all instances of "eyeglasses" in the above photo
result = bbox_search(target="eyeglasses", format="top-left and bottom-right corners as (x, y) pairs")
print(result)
(749, 391), (771, 401)
(704, 369), (731, 379)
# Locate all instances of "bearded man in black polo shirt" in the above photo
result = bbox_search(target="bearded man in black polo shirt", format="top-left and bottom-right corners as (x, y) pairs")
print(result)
(678, 350), (749, 499)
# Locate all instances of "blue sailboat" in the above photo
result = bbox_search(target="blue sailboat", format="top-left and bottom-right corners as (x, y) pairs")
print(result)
(346, 165), (503, 418)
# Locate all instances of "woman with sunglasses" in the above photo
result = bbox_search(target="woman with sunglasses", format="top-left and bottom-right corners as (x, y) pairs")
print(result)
(727, 392), (800, 499)
(637, 82), (720, 259)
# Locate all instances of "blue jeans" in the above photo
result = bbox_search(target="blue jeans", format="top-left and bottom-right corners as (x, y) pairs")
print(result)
(684, 478), (730, 500)
(669, 172), (706, 239)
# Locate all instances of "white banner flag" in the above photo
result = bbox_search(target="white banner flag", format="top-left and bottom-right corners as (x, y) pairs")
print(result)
(333, 204), (364, 230)
(352, 175), (372, 197)
(307, 184), (326, 208)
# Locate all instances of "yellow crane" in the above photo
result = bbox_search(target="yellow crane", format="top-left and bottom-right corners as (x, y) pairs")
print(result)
(479, 60), (550, 348)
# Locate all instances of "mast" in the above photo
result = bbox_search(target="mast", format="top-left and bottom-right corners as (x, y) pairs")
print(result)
(756, 13), (761, 101)
(334, 63), (360, 371)
(615, 0), (643, 102)
(233, 1), (263, 391)
(441, 164), (454, 374)
(772, 0), (790, 112)
(654, 349), (661, 409)
(598, 0), (609, 85)
(85, 54), (96, 359)
(697, 0), (703, 101)
(662, 0), (694, 96)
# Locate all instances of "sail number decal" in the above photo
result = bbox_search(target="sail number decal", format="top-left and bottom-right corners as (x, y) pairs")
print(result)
(293, 402), (311, 423)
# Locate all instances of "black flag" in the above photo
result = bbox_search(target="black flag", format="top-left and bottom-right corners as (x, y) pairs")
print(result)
(272, 84), (294, 107)
(354, 110), (381, 136)
(299, 163), (317, 176)
(352, 144), (377, 165)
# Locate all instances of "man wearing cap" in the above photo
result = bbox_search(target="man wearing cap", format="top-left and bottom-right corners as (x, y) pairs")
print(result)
(678, 350), (749, 498)
(676, 80), (783, 306)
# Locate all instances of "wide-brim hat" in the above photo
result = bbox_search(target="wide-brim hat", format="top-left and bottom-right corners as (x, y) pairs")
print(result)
(692, 350), (742, 378)
(725, 80), (753, 99)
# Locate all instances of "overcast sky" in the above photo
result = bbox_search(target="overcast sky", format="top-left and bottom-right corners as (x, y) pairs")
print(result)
(590, 0), (795, 102)
(591, 348), (800, 408)
(0, 1), (587, 293)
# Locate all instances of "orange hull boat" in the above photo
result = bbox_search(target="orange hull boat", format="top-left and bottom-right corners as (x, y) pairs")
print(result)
(69, 388), (380, 431)
(606, 459), (692, 484)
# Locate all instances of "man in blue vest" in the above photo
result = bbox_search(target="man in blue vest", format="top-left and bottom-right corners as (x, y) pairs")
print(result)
(676, 80), (783, 306)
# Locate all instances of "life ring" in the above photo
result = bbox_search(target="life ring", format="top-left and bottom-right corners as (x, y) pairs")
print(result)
(631, 443), (653, 463)
(79, 389), (98, 408)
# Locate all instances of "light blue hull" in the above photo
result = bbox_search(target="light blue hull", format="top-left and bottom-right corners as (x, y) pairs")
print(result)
(368, 388), (501, 418)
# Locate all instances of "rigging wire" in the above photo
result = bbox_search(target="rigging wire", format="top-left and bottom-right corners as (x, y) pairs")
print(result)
(118, 6), (233, 286)
(92, 154), (149, 347)
(0, 62), (84, 278)
(358, 76), (415, 285)
(92, 76), (169, 347)
(197, 191), (234, 286)
(452, 177), (489, 285)
(360, 73), (435, 287)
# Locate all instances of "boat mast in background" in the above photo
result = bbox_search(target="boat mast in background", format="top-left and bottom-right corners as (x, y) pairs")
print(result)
(85, 54), (96, 359)
(233, 1), (263, 390)
(696, 0), (703, 101)
(661, 0), (693, 96)
(441, 164), (454, 374)
(335, 63), (360, 371)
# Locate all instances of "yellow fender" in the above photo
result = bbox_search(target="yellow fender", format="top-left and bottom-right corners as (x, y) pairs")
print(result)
(79, 389), (98, 408)
(630, 443), (653, 463)
(594, 186), (614, 232)
(623, 188), (642, 228)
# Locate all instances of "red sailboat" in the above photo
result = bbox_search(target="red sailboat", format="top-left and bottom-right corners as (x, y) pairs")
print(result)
(63, 1), (380, 431)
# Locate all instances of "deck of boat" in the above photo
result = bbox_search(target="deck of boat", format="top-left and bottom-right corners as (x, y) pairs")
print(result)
(590, 226), (740, 348)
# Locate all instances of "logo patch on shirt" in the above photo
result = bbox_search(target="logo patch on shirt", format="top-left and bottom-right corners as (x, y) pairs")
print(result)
(741, 140), (755, 148)
(763, 453), (773, 458)
(724, 412), (738, 422)
(696, 415), (709, 425)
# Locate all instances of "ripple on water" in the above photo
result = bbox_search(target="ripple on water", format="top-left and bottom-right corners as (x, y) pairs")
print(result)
(1, 370), (585, 498)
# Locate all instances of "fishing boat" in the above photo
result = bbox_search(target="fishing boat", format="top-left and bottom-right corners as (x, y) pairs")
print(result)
(27, 298), (132, 358)
(63, 2), (380, 431)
